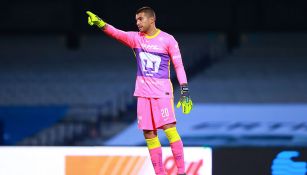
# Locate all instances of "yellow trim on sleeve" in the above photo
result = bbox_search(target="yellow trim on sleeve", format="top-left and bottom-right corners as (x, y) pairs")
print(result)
(132, 49), (136, 57)
(168, 60), (174, 94)
(171, 98), (175, 114)
(168, 60), (171, 79)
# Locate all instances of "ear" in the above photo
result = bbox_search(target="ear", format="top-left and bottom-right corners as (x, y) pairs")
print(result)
(150, 17), (155, 24)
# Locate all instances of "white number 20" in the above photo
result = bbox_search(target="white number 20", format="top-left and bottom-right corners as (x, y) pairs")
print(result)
(161, 108), (169, 118)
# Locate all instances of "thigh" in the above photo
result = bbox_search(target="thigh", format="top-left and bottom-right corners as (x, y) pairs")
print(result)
(137, 97), (155, 130)
(151, 98), (176, 129)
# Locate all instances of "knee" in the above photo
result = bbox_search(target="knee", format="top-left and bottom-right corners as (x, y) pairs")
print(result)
(164, 127), (181, 143)
(143, 130), (157, 139)
(162, 123), (176, 130)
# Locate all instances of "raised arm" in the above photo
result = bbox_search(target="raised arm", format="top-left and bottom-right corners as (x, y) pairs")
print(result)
(86, 11), (135, 48)
(103, 25), (135, 48)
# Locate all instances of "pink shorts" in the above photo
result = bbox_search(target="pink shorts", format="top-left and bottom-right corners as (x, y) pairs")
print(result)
(137, 97), (176, 130)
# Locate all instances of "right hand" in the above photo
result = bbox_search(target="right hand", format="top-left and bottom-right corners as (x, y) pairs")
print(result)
(86, 11), (106, 28)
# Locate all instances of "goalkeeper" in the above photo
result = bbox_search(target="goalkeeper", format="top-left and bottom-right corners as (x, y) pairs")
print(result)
(87, 6), (192, 175)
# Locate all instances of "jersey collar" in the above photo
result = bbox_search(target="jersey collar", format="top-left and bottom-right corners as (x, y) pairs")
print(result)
(145, 29), (161, 39)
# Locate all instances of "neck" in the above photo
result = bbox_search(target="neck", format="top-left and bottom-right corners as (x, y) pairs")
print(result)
(145, 26), (158, 36)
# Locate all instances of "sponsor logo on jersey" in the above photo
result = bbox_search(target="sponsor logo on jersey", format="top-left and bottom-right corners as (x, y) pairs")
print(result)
(141, 43), (162, 51)
(172, 55), (181, 59)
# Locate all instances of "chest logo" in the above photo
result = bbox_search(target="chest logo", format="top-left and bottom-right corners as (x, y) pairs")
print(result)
(139, 52), (161, 76)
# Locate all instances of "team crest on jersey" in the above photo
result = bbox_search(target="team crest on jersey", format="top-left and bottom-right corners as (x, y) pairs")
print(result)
(139, 52), (161, 76)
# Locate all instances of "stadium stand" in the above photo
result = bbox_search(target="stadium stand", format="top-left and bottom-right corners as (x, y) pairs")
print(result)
(190, 33), (307, 103)
(106, 33), (307, 147)
(2, 32), (306, 146)
(0, 33), (222, 145)
(3, 32), (307, 146)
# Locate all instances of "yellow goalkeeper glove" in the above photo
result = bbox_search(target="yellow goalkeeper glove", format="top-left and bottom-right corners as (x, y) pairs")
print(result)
(86, 11), (106, 28)
(176, 84), (193, 114)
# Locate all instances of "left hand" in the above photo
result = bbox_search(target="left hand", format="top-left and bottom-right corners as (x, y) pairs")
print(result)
(176, 84), (193, 114)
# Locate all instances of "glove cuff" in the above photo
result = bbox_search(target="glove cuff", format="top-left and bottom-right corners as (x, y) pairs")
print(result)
(180, 84), (189, 96)
(97, 20), (106, 28)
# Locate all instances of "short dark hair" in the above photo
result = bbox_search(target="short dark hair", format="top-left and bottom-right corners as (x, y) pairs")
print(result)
(136, 6), (156, 19)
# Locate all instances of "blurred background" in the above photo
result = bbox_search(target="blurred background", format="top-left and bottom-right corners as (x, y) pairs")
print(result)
(0, 0), (307, 175)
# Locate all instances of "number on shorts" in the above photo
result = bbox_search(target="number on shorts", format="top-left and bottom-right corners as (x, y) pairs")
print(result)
(161, 108), (169, 118)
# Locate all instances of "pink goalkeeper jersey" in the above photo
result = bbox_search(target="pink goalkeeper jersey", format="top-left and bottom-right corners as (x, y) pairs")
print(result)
(103, 25), (187, 98)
